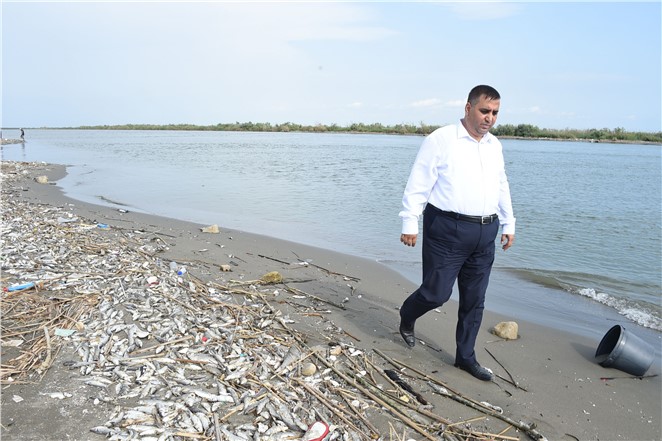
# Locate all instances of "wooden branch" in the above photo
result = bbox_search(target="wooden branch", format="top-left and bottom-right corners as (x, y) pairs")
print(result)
(485, 347), (527, 391)
(296, 379), (370, 439)
(310, 351), (437, 441)
(291, 252), (360, 281)
(373, 348), (548, 441)
(384, 369), (428, 405)
(257, 254), (291, 265)
(282, 284), (346, 310)
(373, 348), (491, 412)
(334, 388), (381, 436)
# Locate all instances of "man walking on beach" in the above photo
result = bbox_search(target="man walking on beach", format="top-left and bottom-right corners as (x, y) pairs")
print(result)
(398, 85), (516, 381)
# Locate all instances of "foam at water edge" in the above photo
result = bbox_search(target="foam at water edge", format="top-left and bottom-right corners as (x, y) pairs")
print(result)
(576, 288), (662, 331)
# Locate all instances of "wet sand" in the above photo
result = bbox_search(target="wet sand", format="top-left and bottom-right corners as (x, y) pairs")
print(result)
(1, 161), (660, 441)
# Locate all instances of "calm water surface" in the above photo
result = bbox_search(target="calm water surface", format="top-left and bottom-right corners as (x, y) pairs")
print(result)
(2, 129), (660, 339)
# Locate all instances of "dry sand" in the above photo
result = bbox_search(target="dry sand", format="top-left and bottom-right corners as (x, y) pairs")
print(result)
(1, 161), (660, 441)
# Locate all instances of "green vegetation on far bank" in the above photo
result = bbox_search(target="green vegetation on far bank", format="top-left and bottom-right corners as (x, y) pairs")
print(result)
(71, 122), (662, 144)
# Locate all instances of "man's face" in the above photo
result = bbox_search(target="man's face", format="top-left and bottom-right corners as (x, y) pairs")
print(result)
(464, 95), (500, 140)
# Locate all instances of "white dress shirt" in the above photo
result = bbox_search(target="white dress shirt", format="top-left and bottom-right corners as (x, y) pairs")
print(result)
(400, 122), (516, 235)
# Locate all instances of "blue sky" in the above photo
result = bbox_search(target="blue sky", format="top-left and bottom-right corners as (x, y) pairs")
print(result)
(2, 1), (661, 132)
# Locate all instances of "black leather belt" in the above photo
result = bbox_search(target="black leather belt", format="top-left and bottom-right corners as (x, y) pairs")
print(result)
(427, 204), (498, 224)
(441, 210), (498, 224)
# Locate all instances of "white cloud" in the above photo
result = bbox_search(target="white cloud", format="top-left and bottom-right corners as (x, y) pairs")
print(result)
(213, 3), (398, 46)
(409, 98), (442, 108)
(529, 106), (541, 113)
(445, 99), (466, 108)
(348, 102), (363, 108)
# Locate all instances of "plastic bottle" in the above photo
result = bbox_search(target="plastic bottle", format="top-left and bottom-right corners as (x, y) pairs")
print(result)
(4, 282), (36, 292)
(177, 266), (187, 276)
(169, 261), (178, 272)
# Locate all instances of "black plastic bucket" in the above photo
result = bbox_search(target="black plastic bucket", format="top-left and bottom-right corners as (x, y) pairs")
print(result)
(595, 325), (654, 376)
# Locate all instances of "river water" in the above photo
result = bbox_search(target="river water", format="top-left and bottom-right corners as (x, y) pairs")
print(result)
(2, 129), (660, 346)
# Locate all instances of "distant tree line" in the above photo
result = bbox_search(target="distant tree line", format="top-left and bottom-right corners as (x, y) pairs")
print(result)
(490, 124), (662, 144)
(75, 122), (439, 135)
(73, 122), (661, 143)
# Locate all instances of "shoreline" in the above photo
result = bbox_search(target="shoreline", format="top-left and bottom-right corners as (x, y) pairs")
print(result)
(1, 160), (661, 440)
(3, 131), (660, 147)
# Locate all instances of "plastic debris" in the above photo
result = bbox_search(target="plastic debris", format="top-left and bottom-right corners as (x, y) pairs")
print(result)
(4, 282), (36, 292)
(54, 329), (76, 337)
(302, 421), (330, 441)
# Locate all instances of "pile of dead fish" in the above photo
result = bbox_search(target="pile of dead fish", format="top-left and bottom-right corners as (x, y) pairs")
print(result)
(0, 162), (383, 440)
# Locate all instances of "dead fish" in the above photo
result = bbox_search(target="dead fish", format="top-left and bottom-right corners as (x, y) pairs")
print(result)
(188, 389), (234, 403)
(188, 411), (204, 433)
(276, 345), (301, 373)
(220, 427), (250, 441)
(85, 379), (110, 389)
(187, 353), (218, 365)
(90, 426), (116, 435)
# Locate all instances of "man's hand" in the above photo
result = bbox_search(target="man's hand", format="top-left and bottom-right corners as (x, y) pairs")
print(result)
(401, 234), (418, 247)
(501, 234), (515, 251)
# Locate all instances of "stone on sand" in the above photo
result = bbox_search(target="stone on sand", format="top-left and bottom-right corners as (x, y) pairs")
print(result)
(491, 321), (519, 340)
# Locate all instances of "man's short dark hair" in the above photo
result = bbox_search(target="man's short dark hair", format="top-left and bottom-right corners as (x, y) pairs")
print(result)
(468, 85), (500, 105)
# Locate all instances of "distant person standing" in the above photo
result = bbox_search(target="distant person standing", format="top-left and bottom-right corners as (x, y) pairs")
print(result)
(397, 84), (516, 381)
(20, 128), (25, 141)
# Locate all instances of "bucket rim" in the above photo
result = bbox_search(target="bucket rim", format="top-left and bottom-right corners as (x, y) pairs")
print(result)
(595, 324), (625, 367)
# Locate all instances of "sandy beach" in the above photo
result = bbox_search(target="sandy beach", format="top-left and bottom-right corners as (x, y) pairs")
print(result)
(1, 160), (660, 441)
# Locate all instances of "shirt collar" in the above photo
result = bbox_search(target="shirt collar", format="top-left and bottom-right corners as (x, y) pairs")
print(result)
(457, 120), (497, 144)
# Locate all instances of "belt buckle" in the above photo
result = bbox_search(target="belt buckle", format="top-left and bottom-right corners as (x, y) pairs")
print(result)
(480, 215), (491, 225)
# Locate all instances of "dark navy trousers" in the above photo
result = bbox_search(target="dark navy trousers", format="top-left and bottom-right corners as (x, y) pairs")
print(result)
(400, 204), (499, 365)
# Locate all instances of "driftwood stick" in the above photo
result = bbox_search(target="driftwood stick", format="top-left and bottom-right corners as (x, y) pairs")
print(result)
(600, 374), (658, 380)
(471, 429), (519, 441)
(310, 354), (436, 440)
(384, 369), (428, 405)
(334, 387), (381, 436)
(373, 348), (491, 412)
(296, 379), (369, 438)
(352, 375), (437, 441)
(485, 347), (527, 391)
(282, 284), (346, 310)
(257, 254), (291, 265)
(291, 251), (360, 281)
(39, 326), (53, 373)
(373, 348), (548, 441)
(427, 381), (547, 440)
(361, 358), (458, 428)
(361, 358), (517, 441)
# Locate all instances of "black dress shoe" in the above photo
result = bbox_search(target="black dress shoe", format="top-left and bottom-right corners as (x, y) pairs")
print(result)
(399, 323), (416, 347)
(454, 362), (493, 381)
